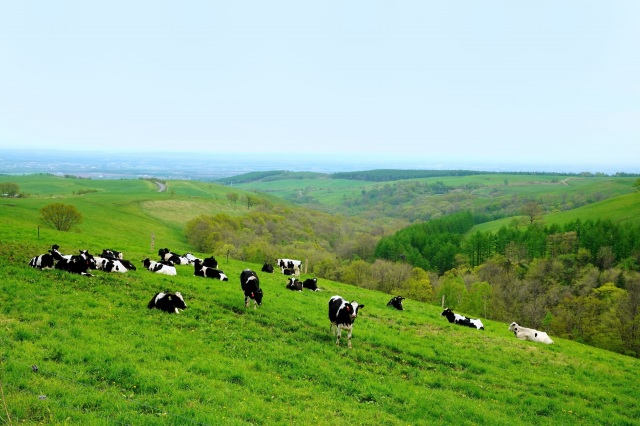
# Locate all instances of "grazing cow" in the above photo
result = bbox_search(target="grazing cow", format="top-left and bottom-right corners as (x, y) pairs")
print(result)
(261, 263), (274, 273)
(286, 278), (303, 291)
(240, 269), (263, 309)
(94, 257), (128, 273)
(302, 278), (319, 292)
(387, 296), (405, 310)
(29, 244), (63, 269)
(441, 308), (484, 330)
(142, 258), (177, 276)
(193, 259), (228, 281)
(101, 249), (123, 260)
(147, 292), (186, 314)
(509, 322), (554, 344)
(328, 295), (364, 348)
(55, 250), (96, 276)
(202, 256), (218, 268)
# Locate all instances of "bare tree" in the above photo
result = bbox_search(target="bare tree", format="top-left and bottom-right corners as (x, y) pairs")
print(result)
(522, 201), (543, 225)
(40, 203), (83, 231)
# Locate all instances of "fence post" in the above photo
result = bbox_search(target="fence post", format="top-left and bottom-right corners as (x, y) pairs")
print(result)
(151, 232), (155, 252)
(441, 295), (445, 309)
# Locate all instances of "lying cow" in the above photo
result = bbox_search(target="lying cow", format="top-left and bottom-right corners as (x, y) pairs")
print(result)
(55, 250), (96, 276)
(286, 278), (303, 291)
(387, 296), (405, 310)
(193, 259), (228, 281)
(148, 292), (186, 314)
(94, 257), (128, 273)
(29, 244), (63, 269)
(441, 308), (484, 330)
(508, 322), (554, 344)
(328, 295), (364, 348)
(240, 269), (263, 309)
(101, 249), (123, 260)
(302, 278), (319, 291)
(158, 248), (190, 265)
(142, 258), (177, 276)
(261, 263), (274, 273)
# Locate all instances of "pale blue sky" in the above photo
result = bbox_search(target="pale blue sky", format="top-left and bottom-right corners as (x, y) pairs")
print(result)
(1, 1), (638, 171)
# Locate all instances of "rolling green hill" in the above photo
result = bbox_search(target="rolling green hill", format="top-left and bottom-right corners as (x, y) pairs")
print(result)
(1, 175), (639, 425)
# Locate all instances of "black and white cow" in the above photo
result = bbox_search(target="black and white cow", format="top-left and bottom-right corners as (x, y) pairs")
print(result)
(202, 256), (218, 268)
(184, 253), (201, 265)
(29, 244), (63, 269)
(101, 249), (123, 260)
(193, 259), (228, 281)
(509, 322), (554, 344)
(55, 250), (96, 276)
(158, 248), (190, 265)
(147, 292), (186, 314)
(286, 278), (303, 291)
(142, 258), (177, 276)
(387, 296), (405, 310)
(94, 257), (128, 273)
(118, 259), (137, 271)
(302, 278), (319, 292)
(261, 263), (274, 273)
(281, 267), (296, 276)
(240, 269), (263, 309)
(328, 295), (364, 348)
(441, 308), (484, 330)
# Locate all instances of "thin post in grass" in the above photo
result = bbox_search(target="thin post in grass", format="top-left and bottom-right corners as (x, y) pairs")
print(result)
(151, 232), (155, 252)
(37, 225), (40, 240)
(441, 295), (445, 309)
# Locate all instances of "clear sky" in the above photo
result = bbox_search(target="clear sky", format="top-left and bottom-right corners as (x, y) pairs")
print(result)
(1, 1), (638, 172)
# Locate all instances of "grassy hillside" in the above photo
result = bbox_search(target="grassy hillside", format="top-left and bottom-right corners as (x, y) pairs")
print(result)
(1, 176), (639, 425)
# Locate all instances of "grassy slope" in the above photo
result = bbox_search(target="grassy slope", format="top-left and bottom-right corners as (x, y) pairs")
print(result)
(1, 176), (639, 425)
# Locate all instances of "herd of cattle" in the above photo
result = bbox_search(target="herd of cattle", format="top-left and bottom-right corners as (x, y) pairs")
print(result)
(28, 244), (554, 347)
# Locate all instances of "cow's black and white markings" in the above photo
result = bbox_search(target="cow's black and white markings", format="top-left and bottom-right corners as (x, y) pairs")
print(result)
(302, 278), (319, 291)
(286, 278), (303, 291)
(95, 257), (128, 273)
(55, 250), (96, 276)
(441, 308), (484, 330)
(193, 259), (228, 281)
(328, 295), (364, 348)
(202, 256), (218, 269)
(240, 269), (263, 309)
(147, 292), (187, 314)
(387, 296), (405, 310)
(142, 258), (177, 276)
(29, 244), (63, 269)
(509, 322), (553, 344)
(101, 249), (123, 260)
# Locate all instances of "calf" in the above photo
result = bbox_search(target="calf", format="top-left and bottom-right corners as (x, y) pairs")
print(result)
(286, 278), (303, 291)
(193, 259), (228, 281)
(55, 250), (96, 276)
(509, 322), (554, 344)
(328, 295), (364, 348)
(142, 258), (177, 276)
(387, 296), (405, 310)
(441, 308), (484, 330)
(29, 244), (63, 269)
(94, 257), (128, 273)
(302, 278), (319, 291)
(147, 292), (186, 314)
(261, 263), (274, 273)
(240, 269), (263, 309)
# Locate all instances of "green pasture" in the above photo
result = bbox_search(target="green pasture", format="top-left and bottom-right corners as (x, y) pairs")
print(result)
(1, 175), (640, 425)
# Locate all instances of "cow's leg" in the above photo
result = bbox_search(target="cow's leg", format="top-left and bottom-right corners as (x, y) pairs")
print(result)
(245, 296), (249, 308)
(346, 326), (353, 349)
(335, 325), (342, 346)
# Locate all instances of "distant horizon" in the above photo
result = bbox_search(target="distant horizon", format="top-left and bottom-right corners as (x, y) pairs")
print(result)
(1, 149), (637, 179)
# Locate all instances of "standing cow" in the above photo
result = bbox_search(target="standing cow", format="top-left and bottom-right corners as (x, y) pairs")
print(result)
(328, 295), (364, 349)
(240, 269), (263, 309)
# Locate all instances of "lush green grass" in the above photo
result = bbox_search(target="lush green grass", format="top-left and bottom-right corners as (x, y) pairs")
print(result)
(1, 175), (640, 425)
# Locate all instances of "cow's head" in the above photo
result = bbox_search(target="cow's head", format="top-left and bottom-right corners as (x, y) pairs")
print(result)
(172, 292), (187, 310)
(349, 301), (364, 319)
(508, 322), (519, 332)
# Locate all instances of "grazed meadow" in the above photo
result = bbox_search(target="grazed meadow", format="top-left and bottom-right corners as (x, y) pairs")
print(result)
(1, 175), (639, 425)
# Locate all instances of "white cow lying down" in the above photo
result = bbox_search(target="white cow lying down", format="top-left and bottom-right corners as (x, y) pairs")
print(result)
(508, 322), (554, 344)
